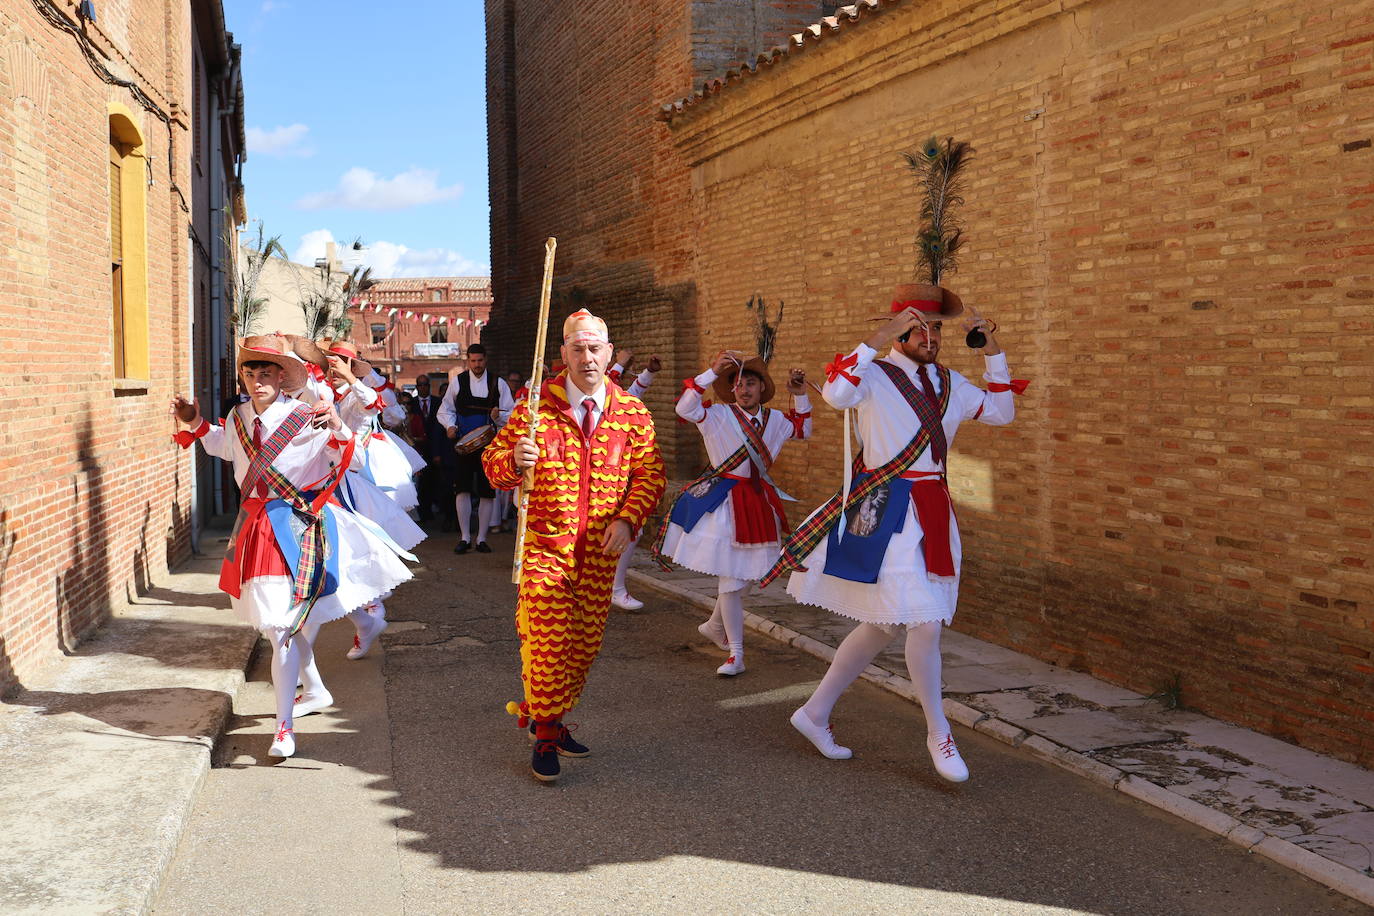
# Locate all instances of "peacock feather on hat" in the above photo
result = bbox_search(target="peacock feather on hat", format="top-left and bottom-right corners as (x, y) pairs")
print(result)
(902, 136), (974, 286)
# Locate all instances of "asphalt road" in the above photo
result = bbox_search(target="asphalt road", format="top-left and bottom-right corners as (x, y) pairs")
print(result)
(157, 530), (1364, 915)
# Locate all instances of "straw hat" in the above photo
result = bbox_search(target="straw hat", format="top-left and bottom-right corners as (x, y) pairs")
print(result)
(890, 282), (964, 319)
(236, 335), (308, 391)
(286, 334), (329, 372)
(320, 337), (374, 378)
(712, 354), (775, 405)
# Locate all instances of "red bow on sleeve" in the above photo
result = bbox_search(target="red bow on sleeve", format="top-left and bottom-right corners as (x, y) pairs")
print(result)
(681, 377), (706, 394)
(987, 379), (1030, 394)
(824, 352), (860, 386)
(172, 419), (210, 449)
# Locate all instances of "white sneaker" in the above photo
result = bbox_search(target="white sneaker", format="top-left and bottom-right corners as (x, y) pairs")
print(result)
(293, 690), (334, 717)
(927, 732), (969, 783)
(789, 707), (852, 759)
(698, 619), (729, 651)
(716, 654), (745, 676)
(611, 590), (644, 610)
(268, 723), (295, 758)
(346, 614), (388, 660)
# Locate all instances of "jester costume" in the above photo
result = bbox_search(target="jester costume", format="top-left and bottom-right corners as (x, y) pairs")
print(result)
(483, 371), (665, 725)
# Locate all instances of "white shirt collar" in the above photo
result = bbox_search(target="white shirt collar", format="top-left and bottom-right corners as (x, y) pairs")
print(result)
(566, 376), (607, 411)
(884, 346), (935, 377)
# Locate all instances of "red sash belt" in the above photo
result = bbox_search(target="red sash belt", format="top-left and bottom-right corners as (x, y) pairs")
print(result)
(219, 497), (290, 596)
(720, 472), (790, 545)
(890, 469), (955, 578)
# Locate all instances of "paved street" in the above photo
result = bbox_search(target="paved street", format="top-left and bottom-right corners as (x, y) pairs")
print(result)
(157, 531), (1364, 915)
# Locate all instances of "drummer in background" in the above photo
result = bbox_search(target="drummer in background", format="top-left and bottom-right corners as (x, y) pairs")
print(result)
(439, 343), (515, 554)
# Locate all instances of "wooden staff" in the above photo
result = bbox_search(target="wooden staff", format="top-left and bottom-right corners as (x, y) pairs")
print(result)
(512, 237), (557, 585)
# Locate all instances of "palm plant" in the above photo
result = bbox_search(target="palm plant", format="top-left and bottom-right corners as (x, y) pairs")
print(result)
(232, 222), (284, 337)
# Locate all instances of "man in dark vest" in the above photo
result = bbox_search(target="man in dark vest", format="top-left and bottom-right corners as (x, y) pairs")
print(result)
(412, 373), (446, 524)
(438, 343), (514, 553)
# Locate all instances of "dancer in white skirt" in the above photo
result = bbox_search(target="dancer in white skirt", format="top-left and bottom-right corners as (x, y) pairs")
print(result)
(608, 350), (660, 610)
(761, 288), (1023, 782)
(322, 341), (426, 662)
(172, 335), (413, 758)
(654, 350), (811, 675)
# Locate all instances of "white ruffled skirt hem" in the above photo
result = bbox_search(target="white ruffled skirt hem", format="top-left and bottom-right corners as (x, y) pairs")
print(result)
(659, 516), (780, 582)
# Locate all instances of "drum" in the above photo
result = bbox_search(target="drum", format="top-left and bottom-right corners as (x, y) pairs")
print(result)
(454, 424), (496, 455)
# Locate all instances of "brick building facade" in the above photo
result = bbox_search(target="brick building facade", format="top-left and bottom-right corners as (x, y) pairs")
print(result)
(344, 276), (492, 387)
(487, 0), (1374, 763)
(0, 0), (245, 694)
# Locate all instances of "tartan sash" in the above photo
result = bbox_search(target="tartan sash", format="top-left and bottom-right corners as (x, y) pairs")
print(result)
(229, 404), (349, 636)
(758, 360), (950, 588)
(649, 441), (751, 568)
(729, 405), (774, 472)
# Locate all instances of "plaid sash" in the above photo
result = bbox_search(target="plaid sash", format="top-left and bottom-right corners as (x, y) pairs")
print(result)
(729, 405), (774, 472)
(230, 405), (348, 635)
(649, 441), (750, 568)
(758, 360), (950, 588)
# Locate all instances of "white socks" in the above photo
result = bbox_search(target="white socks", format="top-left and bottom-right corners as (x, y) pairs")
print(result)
(719, 579), (749, 663)
(456, 492), (472, 542)
(904, 621), (950, 737)
(296, 621), (325, 698)
(612, 533), (639, 594)
(456, 493), (495, 544)
(801, 622), (893, 726)
(268, 625), (305, 733)
(476, 497), (493, 544)
(800, 620), (951, 737)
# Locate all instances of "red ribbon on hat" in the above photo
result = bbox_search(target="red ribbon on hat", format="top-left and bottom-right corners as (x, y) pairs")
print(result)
(306, 363), (325, 381)
(891, 298), (944, 314)
(988, 379), (1030, 394)
(824, 352), (860, 386)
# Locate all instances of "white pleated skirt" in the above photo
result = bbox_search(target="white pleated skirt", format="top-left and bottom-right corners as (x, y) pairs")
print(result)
(785, 500), (962, 627)
(341, 472), (426, 551)
(233, 506), (413, 633)
(362, 435), (420, 510)
(659, 501), (781, 582)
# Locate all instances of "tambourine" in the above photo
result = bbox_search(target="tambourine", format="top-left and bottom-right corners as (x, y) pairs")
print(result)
(454, 424), (496, 455)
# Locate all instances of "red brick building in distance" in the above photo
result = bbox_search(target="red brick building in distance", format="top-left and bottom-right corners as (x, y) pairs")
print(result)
(345, 276), (493, 388)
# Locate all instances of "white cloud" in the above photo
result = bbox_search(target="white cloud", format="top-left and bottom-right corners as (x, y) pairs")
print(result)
(294, 167), (463, 212)
(245, 123), (312, 157)
(291, 230), (487, 279)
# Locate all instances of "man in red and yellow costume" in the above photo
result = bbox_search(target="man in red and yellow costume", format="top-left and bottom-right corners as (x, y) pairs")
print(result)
(483, 308), (666, 782)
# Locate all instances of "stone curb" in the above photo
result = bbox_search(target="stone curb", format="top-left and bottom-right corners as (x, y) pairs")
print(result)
(626, 569), (1374, 908)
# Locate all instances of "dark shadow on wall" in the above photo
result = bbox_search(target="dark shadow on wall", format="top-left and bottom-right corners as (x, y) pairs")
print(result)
(53, 410), (113, 656)
(0, 508), (16, 695)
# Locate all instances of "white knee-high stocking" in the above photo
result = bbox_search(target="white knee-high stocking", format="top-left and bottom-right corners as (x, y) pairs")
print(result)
(268, 627), (305, 731)
(801, 622), (894, 726)
(455, 492), (473, 542)
(296, 621), (325, 697)
(904, 621), (950, 736)
(718, 579), (750, 659)
(476, 497), (494, 544)
(612, 533), (639, 594)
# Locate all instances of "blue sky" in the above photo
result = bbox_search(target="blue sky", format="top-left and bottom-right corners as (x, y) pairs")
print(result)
(228, 0), (489, 277)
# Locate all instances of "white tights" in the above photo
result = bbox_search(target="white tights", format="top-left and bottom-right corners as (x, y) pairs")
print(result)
(268, 623), (320, 731)
(456, 493), (495, 544)
(711, 577), (750, 657)
(800, 620), (950, 737)
(612, 533), (641, 595)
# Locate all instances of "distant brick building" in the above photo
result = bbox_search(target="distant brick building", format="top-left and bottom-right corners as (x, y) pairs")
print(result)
(487, 0), (1374, 764)
(0, 1), (245, 694)
(345, 277), (493, 387)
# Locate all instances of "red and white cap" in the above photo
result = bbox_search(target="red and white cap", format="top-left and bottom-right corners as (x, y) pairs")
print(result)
(562, 308), (609, 345)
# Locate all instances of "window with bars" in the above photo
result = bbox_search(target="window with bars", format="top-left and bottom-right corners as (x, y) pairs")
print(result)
(370, 323), (387, 345)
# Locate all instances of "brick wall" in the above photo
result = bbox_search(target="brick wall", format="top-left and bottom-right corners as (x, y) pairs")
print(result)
(485, 0), (829, 478)
(665, 0), (1374, 764)
(0, 0), (199, 693)
(689, 0), (825, 82)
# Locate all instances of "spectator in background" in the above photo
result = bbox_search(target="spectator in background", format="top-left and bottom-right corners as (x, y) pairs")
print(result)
(412, 374), (448, 526)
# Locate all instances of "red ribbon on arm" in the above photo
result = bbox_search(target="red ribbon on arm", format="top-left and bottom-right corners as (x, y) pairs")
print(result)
(824, 352), (860, 386)
(172, 419), (210, 448)
(681, 377), (705, 394)
(987, 379), (1030, 394)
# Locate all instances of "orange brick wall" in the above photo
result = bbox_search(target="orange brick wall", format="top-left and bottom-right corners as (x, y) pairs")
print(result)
(485, 0), (830, 477)
(0, 0), (197, 693)
(668, 0), (1374, 764)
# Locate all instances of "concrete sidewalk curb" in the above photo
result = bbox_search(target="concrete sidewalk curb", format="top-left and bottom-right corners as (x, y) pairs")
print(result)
(0, 547), (260, 916)
(627, 569), (1374, 908)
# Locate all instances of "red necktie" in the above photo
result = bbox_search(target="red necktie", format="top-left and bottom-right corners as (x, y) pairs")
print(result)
(580, 398), (597, 440)
(749, 416), (761, 481)
(252, 418), (268, 497)
(918, 365), (948, 466)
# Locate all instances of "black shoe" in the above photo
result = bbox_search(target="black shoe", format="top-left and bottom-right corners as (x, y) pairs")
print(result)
(531, 739), (561, 782)
(453, 539), (470, 554)
(528, 721), (590, 758)
(475, 541), (492, 554)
